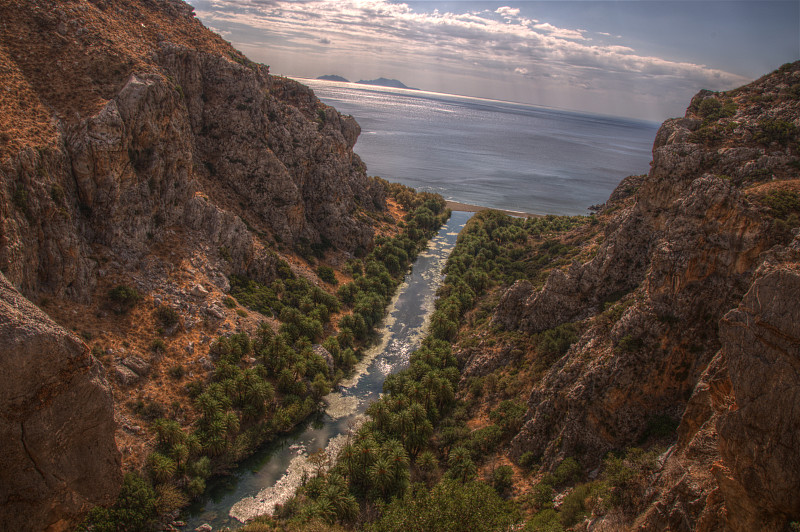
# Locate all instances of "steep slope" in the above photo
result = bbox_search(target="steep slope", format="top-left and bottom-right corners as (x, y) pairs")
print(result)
(0, 0), (409, 528)
(0, 0), (384, 303)
(0, 272), (120, 531)
(455, 62), (800, 530)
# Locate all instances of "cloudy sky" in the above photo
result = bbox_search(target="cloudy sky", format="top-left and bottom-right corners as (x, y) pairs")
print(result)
(188, 1), (799, 121)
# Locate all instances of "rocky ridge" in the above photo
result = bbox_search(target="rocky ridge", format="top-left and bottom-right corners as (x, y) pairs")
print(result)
(484, 62), (800, 530)
(0, 0), (397, 529)
(1, 0), (384, 303)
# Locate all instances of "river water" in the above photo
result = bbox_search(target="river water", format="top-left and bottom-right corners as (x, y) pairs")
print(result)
(185, 211), (472, 529)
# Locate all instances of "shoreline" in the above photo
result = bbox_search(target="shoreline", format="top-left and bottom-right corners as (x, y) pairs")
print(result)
(446, 200), (541, 218)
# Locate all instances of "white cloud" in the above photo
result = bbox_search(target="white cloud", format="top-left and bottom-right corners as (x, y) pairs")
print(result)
(495, 6), (520, 19)
(531, 22), (586, 41)
(197, 0), (750, 119)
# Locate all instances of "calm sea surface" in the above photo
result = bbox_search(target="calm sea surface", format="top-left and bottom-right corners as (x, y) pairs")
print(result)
(298, 79), (660, 216)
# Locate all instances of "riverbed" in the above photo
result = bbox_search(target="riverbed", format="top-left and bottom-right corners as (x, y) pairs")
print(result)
(184, 211), (472, 529)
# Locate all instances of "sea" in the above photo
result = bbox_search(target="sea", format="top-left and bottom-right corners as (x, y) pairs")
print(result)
(297, 79), (661, 216)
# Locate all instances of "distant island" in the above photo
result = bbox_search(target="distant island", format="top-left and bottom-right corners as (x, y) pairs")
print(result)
(315, 75), (419, 90)
(356, 77), (419, 90)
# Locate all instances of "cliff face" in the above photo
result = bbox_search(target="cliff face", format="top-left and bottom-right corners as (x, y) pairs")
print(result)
(488, 63), (800, 529)
(0, 0), (384, 302)
(0, 272), (121, 532)
(0, 0), (391, 528)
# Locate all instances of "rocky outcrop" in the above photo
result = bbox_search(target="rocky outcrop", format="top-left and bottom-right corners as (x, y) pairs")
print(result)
(713, 248), (800, 530)
(635, 237), (800, 531)
(0, 0), (393, 527)
(489, 63), (800, 528)
(0, 273), (121, 531)
(0, 0), (386, 302)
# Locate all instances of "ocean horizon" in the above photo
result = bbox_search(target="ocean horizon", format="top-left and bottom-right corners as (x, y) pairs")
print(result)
(297, 78), (661, 216)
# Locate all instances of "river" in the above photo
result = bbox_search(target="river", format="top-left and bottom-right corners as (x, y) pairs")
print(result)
(184, 211), (472, 529)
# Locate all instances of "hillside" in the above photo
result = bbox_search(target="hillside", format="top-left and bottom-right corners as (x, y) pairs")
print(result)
(0, 0), (449, 530)
(242, 63), (800, 532)
(453, 62), (800, 530)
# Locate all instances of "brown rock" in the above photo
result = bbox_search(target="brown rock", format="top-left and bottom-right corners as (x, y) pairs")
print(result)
(0, 273), (121, 531)
(715, 263), (800, 530)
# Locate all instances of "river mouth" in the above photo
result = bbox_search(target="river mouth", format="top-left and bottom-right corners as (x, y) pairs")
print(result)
(184, 211), (472, 529)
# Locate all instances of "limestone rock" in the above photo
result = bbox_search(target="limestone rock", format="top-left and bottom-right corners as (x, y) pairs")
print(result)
(114, 363), (140, 386)
(0, 273), (121, 531)
(191, 284), (209, 298)
(489, 63), (800, 530)
(714, 262), (800, 530)
(0, 0), (387, 303)
(122, 355), (151, 377)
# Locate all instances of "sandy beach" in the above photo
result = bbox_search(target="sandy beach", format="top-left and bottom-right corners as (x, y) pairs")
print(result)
(446, 200), (540, 218)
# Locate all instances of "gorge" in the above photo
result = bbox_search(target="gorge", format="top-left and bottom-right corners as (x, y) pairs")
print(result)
(0, 1), (799, 531)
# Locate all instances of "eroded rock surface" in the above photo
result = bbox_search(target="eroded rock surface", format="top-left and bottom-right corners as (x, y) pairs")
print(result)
(490, 62), (800, 528)
(0, 273), (121, 531)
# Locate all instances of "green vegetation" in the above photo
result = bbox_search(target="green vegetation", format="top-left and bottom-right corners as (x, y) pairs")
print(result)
(759, 189), (800, 240)
(754, 119), (797, 146)
(316, 265), (337, 285)
(370, 479), (520, 531)
(522, 447), (661, 529)
(78, 473), (159, 532)
(85, 184), (451, 530)
(154, 305), (180, 328)
(108, 284), (142, 314)
(696, 97), (736, 122)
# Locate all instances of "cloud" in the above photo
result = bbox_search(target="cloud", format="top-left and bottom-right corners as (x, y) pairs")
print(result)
(531, 22), (586, 41)
(495, 6), (520, 19)
(198, 0), (750, 119)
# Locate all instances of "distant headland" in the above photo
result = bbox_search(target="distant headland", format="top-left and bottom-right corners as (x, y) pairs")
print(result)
(316, 75), (419, 90)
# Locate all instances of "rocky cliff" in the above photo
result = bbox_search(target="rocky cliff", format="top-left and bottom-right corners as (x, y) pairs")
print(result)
(479, 62), (800, 529)
(0, 0), (394, 528)
(0, 0), (384, 303)
(0, 272), (121, 531)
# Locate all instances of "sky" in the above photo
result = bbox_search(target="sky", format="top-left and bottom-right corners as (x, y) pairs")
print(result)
(187, 0), (800, 121)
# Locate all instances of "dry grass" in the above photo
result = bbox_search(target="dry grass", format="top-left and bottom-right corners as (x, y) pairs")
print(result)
(0, 0), (247, 161)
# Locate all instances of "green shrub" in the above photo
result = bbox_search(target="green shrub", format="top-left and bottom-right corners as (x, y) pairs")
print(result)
(558, 482), (608, 527)
(553, 457), (581, 486)
(78, 473), (158, 532)
(150, 338), (166, 354)
(518, 451), (539, 471)
(369, 479), (520, 532)
(524, 508), (563, 531)
(154, 305), (179, 328)
(108, 285), (142, 313)
(754, 119), (797, 146)
(492, 465), (514, 496)
(489, 400), (526, 434)
(537, 322), (579, 359)
(167, 365), (185, 380)
(761, 189), (800, 219)
(317, 265), (337, 285)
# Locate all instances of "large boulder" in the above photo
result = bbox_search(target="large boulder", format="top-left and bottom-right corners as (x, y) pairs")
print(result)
(0, 273), (121, 531)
